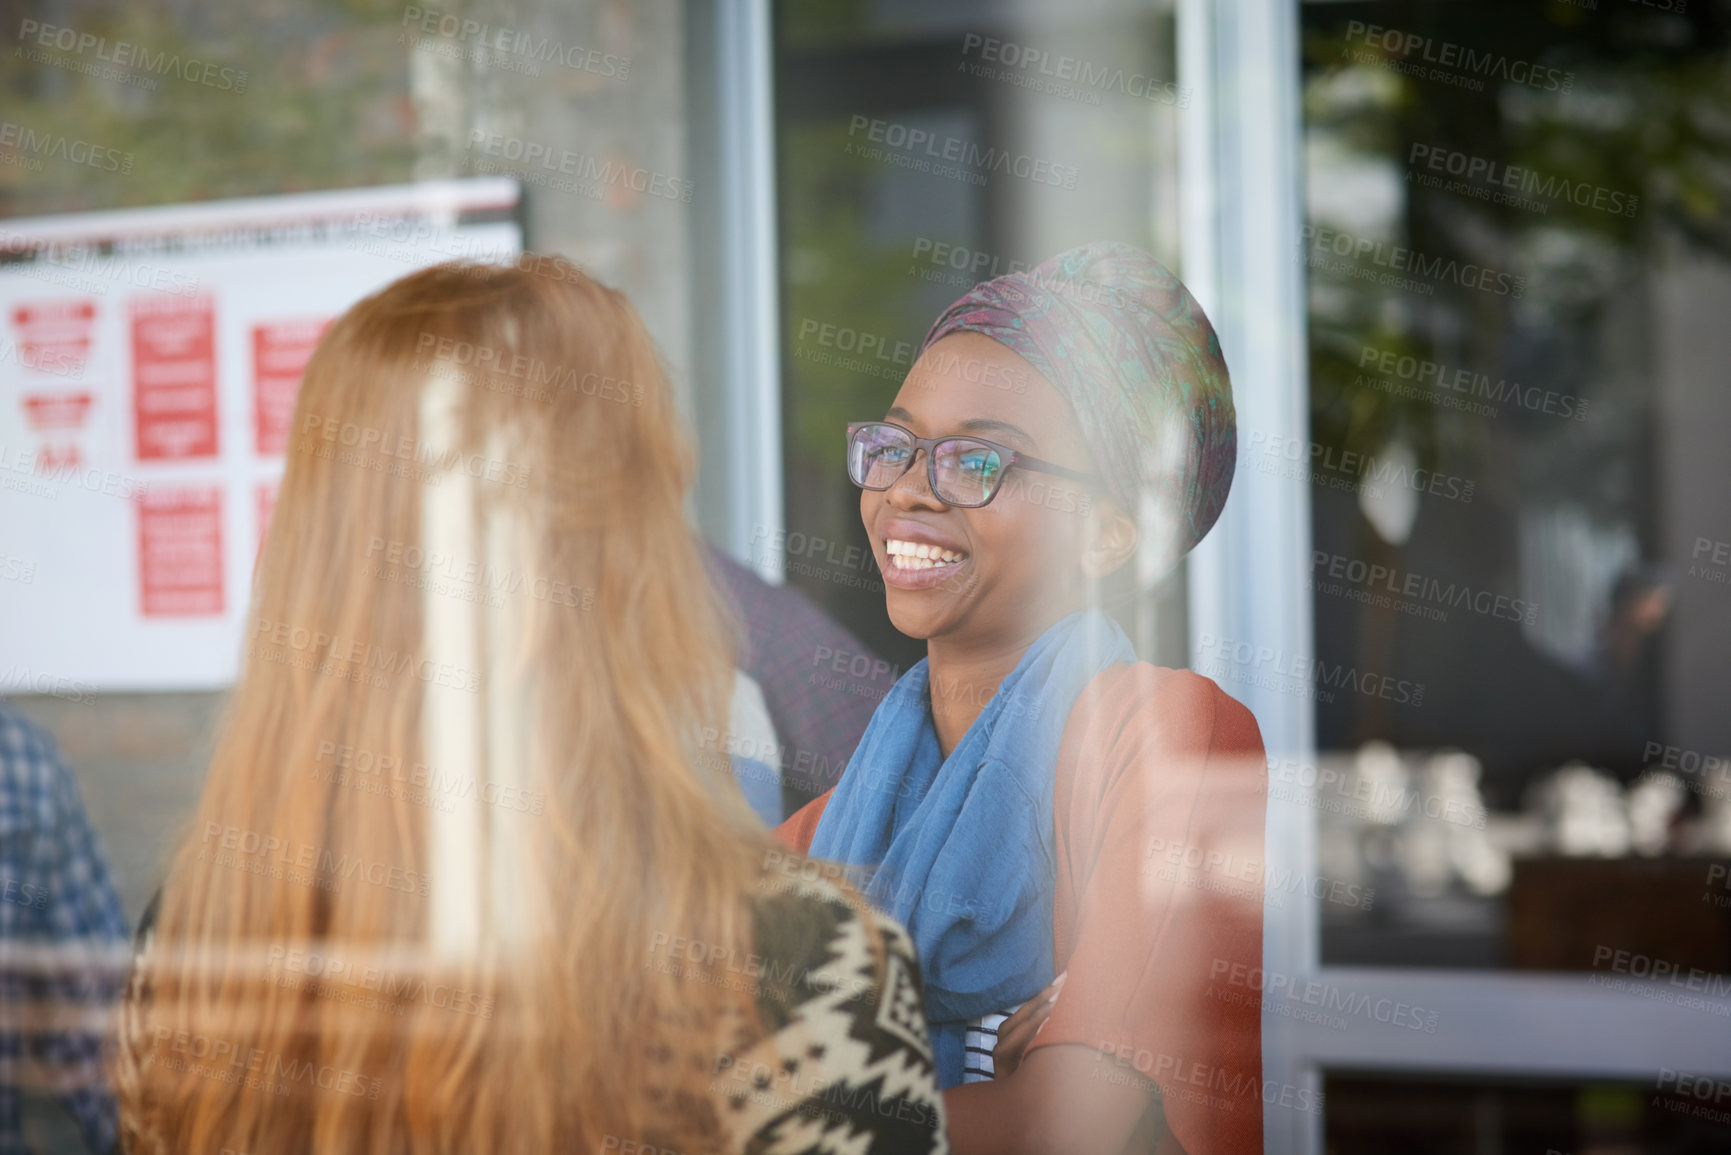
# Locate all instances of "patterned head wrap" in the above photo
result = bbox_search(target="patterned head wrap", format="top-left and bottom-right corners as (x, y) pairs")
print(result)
(918, 241), (1236, 566)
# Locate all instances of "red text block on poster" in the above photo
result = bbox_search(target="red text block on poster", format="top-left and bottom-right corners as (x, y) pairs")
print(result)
(22, 392), (94, 431)
(253, 319), (327, 455)
(11, 299), (97, 376)
(137, 486), (224, 616)
(131, 295), (217, 460)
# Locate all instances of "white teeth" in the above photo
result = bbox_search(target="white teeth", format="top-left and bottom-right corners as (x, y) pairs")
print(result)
(884, 538), (968, 570)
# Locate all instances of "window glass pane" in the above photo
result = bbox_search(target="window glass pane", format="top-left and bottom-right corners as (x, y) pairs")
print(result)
(1326, 1073), (1731, 1153)
(0, 4), (685, 1143)
(1299, 0), (1731, 973)
(0, 4), (414, 217)
(773, 0), (1188, 793)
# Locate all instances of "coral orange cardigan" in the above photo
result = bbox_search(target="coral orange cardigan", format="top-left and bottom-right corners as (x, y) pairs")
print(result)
(777, 664), (1268, 1155)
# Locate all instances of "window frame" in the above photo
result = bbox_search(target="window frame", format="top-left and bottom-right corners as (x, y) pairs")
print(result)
(687, 0), (784, 581)
(1178, 2), (1731, 1152)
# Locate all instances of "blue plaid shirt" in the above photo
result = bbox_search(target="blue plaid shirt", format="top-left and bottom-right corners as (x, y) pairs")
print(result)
(0, 703), (129, 1155)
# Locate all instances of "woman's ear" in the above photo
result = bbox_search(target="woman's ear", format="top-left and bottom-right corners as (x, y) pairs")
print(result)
(1080, 500), (1139, 579)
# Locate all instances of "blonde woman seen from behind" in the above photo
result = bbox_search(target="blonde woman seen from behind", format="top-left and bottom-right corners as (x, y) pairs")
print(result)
(115, 258), (948, 1155)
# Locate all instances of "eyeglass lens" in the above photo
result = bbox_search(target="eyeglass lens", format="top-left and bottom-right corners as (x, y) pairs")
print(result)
(849, 425), (1004, 506)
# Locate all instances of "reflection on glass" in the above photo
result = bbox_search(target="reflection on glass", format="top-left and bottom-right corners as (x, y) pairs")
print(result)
(1326, 1073), (1731, 1153)
(774, 0), (1184, 678)
(1300, 1), (1731, 973)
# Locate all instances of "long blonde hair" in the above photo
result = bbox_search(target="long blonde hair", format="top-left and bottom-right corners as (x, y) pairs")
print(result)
(119, 259), (774, 1153)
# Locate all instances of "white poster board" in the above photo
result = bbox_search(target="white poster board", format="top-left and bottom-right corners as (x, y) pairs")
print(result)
(0, 179), (522, 692)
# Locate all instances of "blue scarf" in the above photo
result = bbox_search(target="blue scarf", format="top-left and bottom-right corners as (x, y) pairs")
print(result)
(809, 610), (1136, 1087)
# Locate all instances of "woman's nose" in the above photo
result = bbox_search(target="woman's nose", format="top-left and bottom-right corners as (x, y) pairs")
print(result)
(885, 447), (944, 509)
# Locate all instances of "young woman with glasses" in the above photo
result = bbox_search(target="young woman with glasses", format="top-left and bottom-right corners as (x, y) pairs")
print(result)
(778, 243), (1269, 1155)
(115, 259), (947, 1155)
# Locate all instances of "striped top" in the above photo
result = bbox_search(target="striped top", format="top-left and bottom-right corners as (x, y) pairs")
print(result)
(962, 1006), (1018, 1083)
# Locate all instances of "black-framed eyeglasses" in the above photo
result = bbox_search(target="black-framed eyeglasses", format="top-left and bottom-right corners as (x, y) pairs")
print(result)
(846, 421), (1098, 509)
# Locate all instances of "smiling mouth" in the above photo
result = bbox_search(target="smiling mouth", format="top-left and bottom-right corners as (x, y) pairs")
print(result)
(885, 538), (969, 571)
